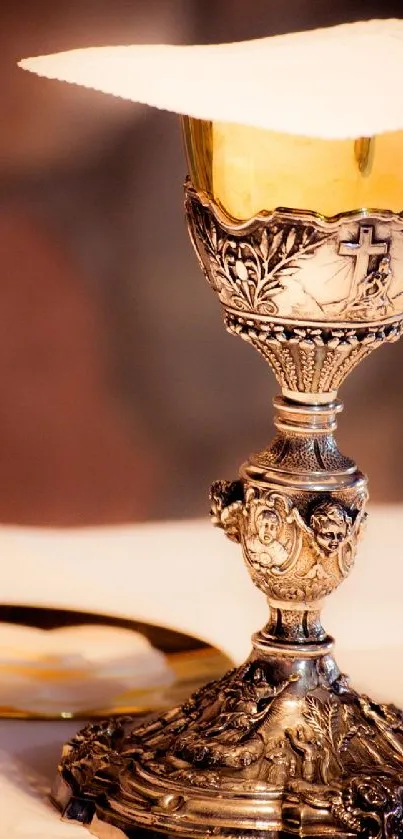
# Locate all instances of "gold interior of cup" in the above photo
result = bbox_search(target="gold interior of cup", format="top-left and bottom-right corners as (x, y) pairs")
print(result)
(182, 117), (403, 220)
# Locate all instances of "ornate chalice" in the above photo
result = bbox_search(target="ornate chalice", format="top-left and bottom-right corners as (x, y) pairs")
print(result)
(50, 123), (403, 839)
(20, 20), (403, 839)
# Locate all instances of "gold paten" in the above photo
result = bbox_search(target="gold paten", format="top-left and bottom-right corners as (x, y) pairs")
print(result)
(0, 607), (230, 720)
(52, 121), (403, 838)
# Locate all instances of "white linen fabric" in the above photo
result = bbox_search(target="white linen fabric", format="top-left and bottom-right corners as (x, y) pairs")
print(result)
(0, 511), (401, 837)
(19, 20), (403, 139)
(0, 511), (400, 690)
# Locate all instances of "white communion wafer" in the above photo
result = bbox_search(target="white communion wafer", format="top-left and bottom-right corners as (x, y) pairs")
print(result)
(18, 19), (403, 140)
(0, 623), (174, 713)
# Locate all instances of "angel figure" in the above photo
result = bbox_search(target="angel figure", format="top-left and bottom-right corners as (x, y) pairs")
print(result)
(257, 509), (291, 570)
(246, 508), (290, 574)
(309, 501), (352, 558)
(244, 491), (302, 578)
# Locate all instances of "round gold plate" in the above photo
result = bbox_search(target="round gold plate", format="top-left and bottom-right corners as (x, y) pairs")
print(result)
(0, 605), (231, 720)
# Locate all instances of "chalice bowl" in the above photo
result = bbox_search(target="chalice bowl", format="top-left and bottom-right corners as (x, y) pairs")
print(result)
(21, 19), (403, 839)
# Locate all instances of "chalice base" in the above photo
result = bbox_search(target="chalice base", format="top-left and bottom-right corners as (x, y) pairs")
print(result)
(52, 636), (403, 839)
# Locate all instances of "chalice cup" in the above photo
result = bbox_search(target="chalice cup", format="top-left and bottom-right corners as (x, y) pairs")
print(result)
(52, 121), (403, 838)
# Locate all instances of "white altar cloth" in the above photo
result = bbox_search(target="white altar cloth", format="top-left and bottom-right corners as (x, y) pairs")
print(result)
(0, 508), (401, 837)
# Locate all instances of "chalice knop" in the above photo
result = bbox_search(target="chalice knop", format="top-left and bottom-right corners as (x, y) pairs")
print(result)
(51, 121), (403, 838)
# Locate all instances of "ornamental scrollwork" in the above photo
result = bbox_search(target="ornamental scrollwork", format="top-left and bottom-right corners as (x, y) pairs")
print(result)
(225, 313), (403, 395)
(209, 479), (244, 543)
(242, 489), (302, 578)
(56, 664), (403, 839)
(188, 196), (332, 317)
(210, 481), (367, 601)
(186, 186), (403, 328)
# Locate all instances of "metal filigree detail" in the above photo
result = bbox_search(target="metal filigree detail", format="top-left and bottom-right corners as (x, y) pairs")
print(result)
(293, 690), (403, 838)
(187, 199), (332, 317)
(53, 661), (403, 839)
(211, 482), (367, 602)
(338, 224), (392, 318)
(226, 313), (403, 395)
(186, 184), (403, 323)
(186, 185), (403, 397)
(209, 479), (244, 543)
(186, 185), (403, 328)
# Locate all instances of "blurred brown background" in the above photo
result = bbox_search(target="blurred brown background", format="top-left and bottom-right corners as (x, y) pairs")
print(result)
(1, 0), (403, 526)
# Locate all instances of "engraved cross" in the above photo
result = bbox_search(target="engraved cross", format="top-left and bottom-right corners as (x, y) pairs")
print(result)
(338, 225), (389, 296)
